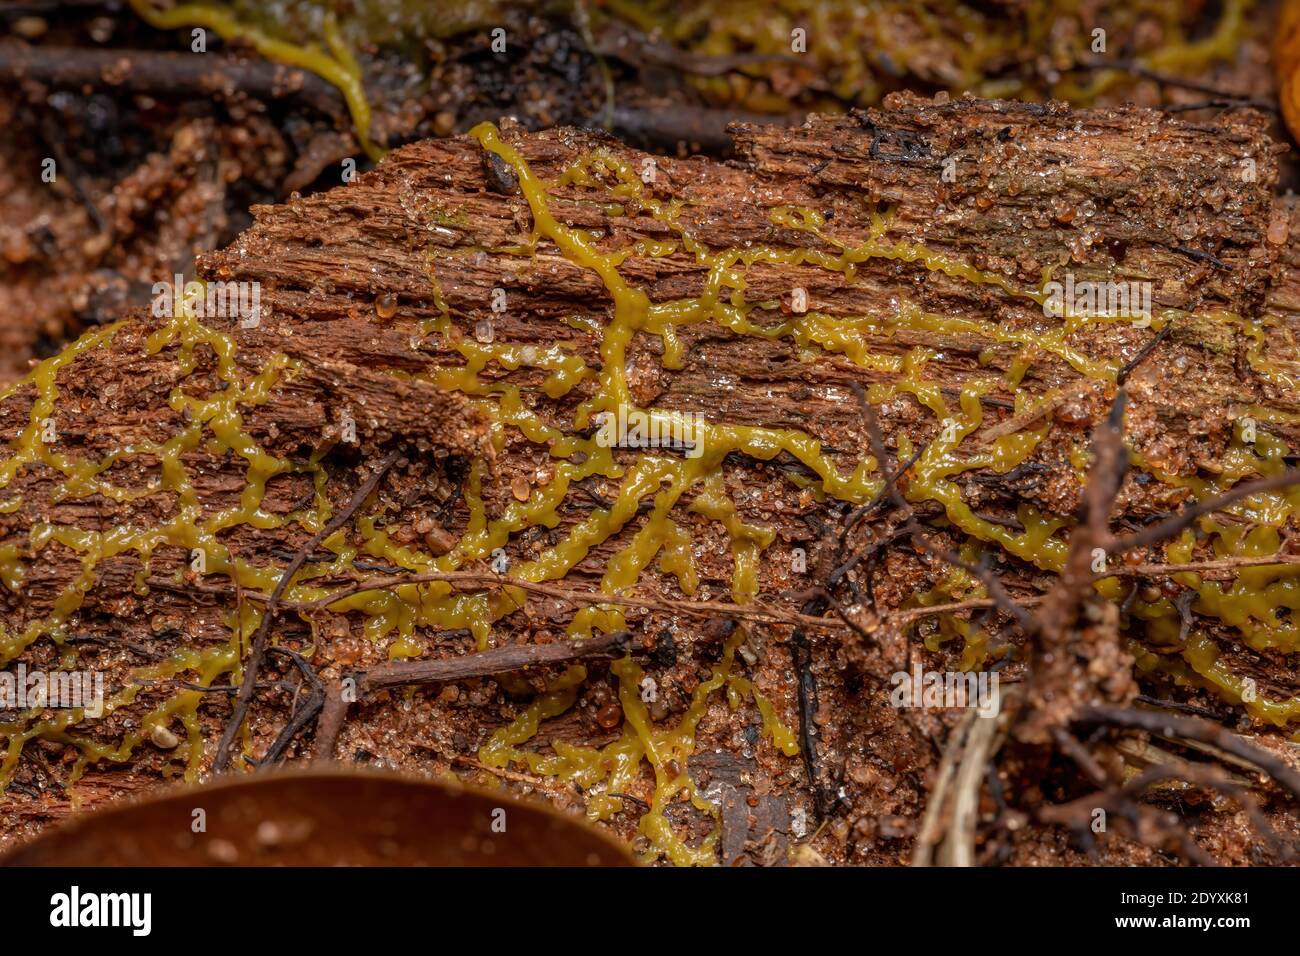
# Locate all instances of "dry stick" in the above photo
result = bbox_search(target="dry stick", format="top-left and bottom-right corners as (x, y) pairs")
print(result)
(594, 21), (799, 77)
(848, 382), (1038, 633)
(62, 632), (161, 661)
(784, 608), (831, 819)
(1039, 788), (1217, 866)
(361, 629), (634, 692)
(301, 569), (842, 630)
(608, 104), (803, 154)
(912, 709), (976, 866)
(1039, 389), (1130, 630)
(848, 382), (911, 518)
(905, 526), (1038, 634)
(974, 382), (1096, 445)
(1117, 321), (1176, 385)
(822, 588), (877, 646)
(891, 594), (1047, 626)
(1072, 58), (1278, 112)
(1109, 469), (1300, 555)
(1016, 390), (1130, 746)
(1075, 704), (1300, 803)
(1086, 390), (1131, 537)
(1121, 762), (1290, 859)
(0, 41), (345, 117)
(1051, 726), (1110, 789)
(213, 450), (400, 771)
(1113, 553), (1300, 578)
(1160, 100), (1267, 114)
(830, 450), (924, 586)
(260, 646), (325, 764)
(447, 753), (552, 787)
(312, 629), (635, 761)
(938, 709), (1004, 867)
(891, 551), (1300, 626)
(313, 683), (349, 763)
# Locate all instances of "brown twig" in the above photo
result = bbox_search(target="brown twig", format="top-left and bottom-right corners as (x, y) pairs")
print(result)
(1072, 58), (1278, 112)
(791, 610), (836, 819)
(1051, 726), (1111, 789)
(905, 523), (1038, 633)
(311, 629), (636, 762)
(260, 646), (325, 764)
(361, 630), (634, 692)
(312, 682), (349, 763)
(1110, 469), (1300, 555)
(213, 450), (400, 771)
(1121, 762), (1291, 859)
(1117, 321), (1176, 384)
(1075, 704), (1300, 803)
(1039, 789), (1217, 865)
(62, 632), (162, 661)
(301, 569), (843, 631)
(0, 40), (345, 117)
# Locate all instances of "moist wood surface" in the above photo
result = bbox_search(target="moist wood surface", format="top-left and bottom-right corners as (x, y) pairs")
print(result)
(2, 95), (1298, 865)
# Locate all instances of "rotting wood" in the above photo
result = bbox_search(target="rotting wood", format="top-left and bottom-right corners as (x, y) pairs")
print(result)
(3, 94), (1300, 866)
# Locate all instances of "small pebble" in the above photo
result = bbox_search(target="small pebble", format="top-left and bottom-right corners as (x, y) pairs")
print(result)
(150, 724), (180, 749)
(424, 526), (458, 555)
(595, 701), (622, 729)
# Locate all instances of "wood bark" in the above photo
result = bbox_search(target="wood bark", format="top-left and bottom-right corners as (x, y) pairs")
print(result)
(1, 94), (1297, 863)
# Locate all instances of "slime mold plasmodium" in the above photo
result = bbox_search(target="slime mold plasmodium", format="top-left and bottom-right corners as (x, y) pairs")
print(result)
(127, 0), (383, 160)
(1, 116), (1298, 865)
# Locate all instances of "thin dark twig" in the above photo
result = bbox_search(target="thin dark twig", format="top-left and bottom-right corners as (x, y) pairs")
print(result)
(1160, 99), (1276, 113)
(0, 41), (346, 117)
(847, 382), (910, 517)
(261, 646), (325, 764)
(791, 607), (836, 819)
(1072, 58), (1278, 112)
(214, 449), (400, 771)
(1121, 762), (1291, 860)
(835, 445), (925, 558)
(1117, 321), (1176, 385)
(360, 630), (634, 692)
(62, 632), (161, 661)
(313, 683), (349, 763)
(312, 629), (637, 761)
(1110, 469), (1300, 555)
(1134, 693), (1230, 723)
(1172, 246), (1230, 271)
(906, 522), (1037, 633)
(821, 587), (877, 646)
(133, 679), (289, 694)
(1051, 726), (1110, 789)
(846, 381), (1038, 635)
(1075, 704), (1300, 803)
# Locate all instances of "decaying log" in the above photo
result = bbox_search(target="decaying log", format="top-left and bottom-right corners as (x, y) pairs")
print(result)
(2, 93), (1298, 864)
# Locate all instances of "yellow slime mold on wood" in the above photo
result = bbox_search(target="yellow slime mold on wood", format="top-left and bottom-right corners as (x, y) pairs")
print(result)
(2, 114), (1298, 864)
